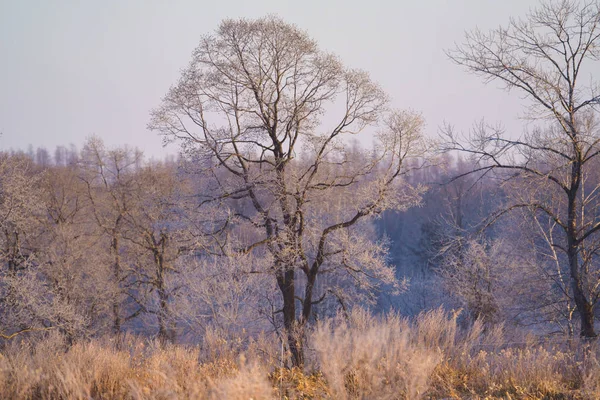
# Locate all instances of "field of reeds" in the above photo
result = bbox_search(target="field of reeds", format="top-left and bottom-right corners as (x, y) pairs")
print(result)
(1, 309), (598, 399)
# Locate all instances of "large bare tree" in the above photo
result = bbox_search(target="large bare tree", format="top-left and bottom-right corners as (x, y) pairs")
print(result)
(149, 16), (426, 365)
(445, 0), (600, 337)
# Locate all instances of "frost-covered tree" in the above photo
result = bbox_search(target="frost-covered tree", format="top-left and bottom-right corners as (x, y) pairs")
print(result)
(149, 16), (427, 365)
(445, 0), (600, 337)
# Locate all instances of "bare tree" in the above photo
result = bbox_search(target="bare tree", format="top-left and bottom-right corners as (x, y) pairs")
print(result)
(438, 239), (503, 324)
(38, 163), (115, 339)
(0, 155), (112, 341)
(502, 207), (579, 335)
(121, 163), (195, 343)
(0, 154), (43, 274)
(0, 153), (46, 339)
(79, 138), (143, 334)
(175, 251), (276, 342)
(149, 16), (427, 366)
(444, 0), (600, 337)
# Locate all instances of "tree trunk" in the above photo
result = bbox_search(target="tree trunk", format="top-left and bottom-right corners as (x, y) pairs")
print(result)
(566, 155), (596, 338)
(156, 248), (174, 344)
(111, 235), (121, 334)
(579, 299), (596, 338)
(301, 271), (317, 323)
(157, 311), (174, 344)
(157, 290), (173, 344)
(570, 272), (596, 337)
(568, 239), (596, 337)
(277, 268), (304, 367)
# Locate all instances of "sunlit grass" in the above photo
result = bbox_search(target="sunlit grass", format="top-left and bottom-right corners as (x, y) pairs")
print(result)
(0, 310), (598, 399)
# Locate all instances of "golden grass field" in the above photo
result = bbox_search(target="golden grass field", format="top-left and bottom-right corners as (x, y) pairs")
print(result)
(1, 309), (598, 399)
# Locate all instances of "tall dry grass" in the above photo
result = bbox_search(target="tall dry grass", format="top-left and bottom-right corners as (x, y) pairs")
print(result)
(0, 310), (598, 399)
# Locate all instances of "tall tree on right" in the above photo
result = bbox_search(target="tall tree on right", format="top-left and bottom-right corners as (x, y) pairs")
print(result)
(444, 0), (600, 337)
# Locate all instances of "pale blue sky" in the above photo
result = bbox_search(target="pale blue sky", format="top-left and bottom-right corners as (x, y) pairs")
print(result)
(0, 0), (538, 158)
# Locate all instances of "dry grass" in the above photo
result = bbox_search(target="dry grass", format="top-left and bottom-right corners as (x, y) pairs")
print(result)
(0, 311), (599, 399)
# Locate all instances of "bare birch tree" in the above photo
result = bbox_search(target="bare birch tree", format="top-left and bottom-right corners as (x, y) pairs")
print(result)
(445, 0), (600, 337)
(149, 16), (427, 366)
